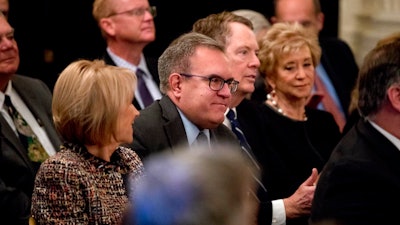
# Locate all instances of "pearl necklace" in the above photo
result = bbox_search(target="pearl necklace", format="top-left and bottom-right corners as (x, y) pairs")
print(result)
(266, 92), (308, 121)
(266, 93), (284, 114)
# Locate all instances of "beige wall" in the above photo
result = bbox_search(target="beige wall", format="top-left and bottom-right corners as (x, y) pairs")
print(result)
(339, 0), (400, 66)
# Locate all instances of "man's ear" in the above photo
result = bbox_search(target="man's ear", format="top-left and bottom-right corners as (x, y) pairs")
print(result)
(387, 85), (400, 112)
(99, 18), (116, 36)
(316, 12), (325, 32)
(169, 73), (183, 98)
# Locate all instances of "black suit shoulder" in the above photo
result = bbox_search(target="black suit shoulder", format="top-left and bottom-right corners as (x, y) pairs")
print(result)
(311, 120), (400, 225)
(304, 107), (342, 160)
(236, 99), (268, 161)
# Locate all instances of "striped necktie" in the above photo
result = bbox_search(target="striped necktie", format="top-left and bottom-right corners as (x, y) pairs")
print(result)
(226, 109), (266, 193)
(227, 109), (258, 166)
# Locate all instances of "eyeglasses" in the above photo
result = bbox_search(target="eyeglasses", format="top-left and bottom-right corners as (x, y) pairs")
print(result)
(108, 6), (157, 18)
(180, 73), (239, 93)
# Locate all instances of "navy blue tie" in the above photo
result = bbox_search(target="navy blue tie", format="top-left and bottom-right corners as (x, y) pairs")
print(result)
(226, 109), (266, 193)
(227, 109), (253, 152)
(136, 68), (154, 108)
(227, 109), (261, 169)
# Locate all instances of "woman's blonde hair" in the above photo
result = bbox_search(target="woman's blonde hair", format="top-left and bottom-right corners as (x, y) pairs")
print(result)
(258, 22), (321, 82)
(52, 59), (137, 146)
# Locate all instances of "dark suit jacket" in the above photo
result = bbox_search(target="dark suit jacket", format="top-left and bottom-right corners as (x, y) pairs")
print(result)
(102, 52), (160, 110)
(0, 75), (62, 225)
(252, 37), (359, 120)
(253, 105), (341, 225)
(235, 99), (273, 224)
(127, 95), (240, 160)
(310, 119), (400, 225)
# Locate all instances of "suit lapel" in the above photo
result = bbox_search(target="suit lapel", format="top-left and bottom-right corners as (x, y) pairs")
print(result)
(12, 76), (41, 123)
(159, 96), (190, 149)
(12, 76), (61, 150)
(0, 115), (32, 166)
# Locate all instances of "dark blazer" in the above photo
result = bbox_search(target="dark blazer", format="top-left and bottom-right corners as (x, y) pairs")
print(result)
(310, 119), (400, 225)
(102, 52), (160, 110)
(127, 95), (240, 160)
(0, 75), (62, 225)
(252, 37), (359, 120)
(254, 105), (341, 225)
(236, 99), (267, 159)
(235, 99), (273, 224)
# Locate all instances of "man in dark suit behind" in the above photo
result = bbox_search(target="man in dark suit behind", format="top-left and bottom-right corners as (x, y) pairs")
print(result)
(252, 0), (359, 132)
(127, 32), (241, 161)
(0, 12), (61, 225)
(92, 0), (161, 110)
(310, 34), (400, 225)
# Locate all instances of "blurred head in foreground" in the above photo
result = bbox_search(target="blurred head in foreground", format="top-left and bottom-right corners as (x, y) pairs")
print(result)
(128, 145), (260, 225)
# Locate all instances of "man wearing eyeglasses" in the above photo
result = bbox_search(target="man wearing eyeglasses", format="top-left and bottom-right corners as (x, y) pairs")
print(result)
(192, 11), (267, 225)
(126, 32), (242, 160)
(92, 0), (161, 110)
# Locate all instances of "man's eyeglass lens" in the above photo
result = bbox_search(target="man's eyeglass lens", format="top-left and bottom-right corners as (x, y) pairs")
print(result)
(108, 6), (157, 18)
(180, 73), (238, 93)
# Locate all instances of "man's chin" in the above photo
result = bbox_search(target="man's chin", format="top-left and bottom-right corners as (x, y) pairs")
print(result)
(0, 65), (18, 75)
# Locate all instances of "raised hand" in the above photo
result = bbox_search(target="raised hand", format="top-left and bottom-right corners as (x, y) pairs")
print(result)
(283, 168), (319, 219)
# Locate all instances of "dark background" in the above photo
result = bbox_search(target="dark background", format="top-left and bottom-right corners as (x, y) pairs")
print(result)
(8, 0), (338, 91)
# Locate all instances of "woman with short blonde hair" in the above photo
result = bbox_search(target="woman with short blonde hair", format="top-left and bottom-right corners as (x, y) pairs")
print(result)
(31, 59), (144, 224)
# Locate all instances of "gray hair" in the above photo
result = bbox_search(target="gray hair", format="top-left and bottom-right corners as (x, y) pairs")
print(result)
(357, 40), (400, 117)
(158, 32), (225, 93)
(232, 9), (271, 36)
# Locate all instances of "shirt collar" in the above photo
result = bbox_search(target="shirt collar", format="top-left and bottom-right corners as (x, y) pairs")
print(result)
(177, 107), (210, 146)
(368, 119), (400, 151)
(106, 48), (151, 77)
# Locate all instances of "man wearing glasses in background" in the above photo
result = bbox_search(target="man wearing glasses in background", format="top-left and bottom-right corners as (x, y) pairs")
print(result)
(92, 0), (161, 110)
(127, 32), (243, 161)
